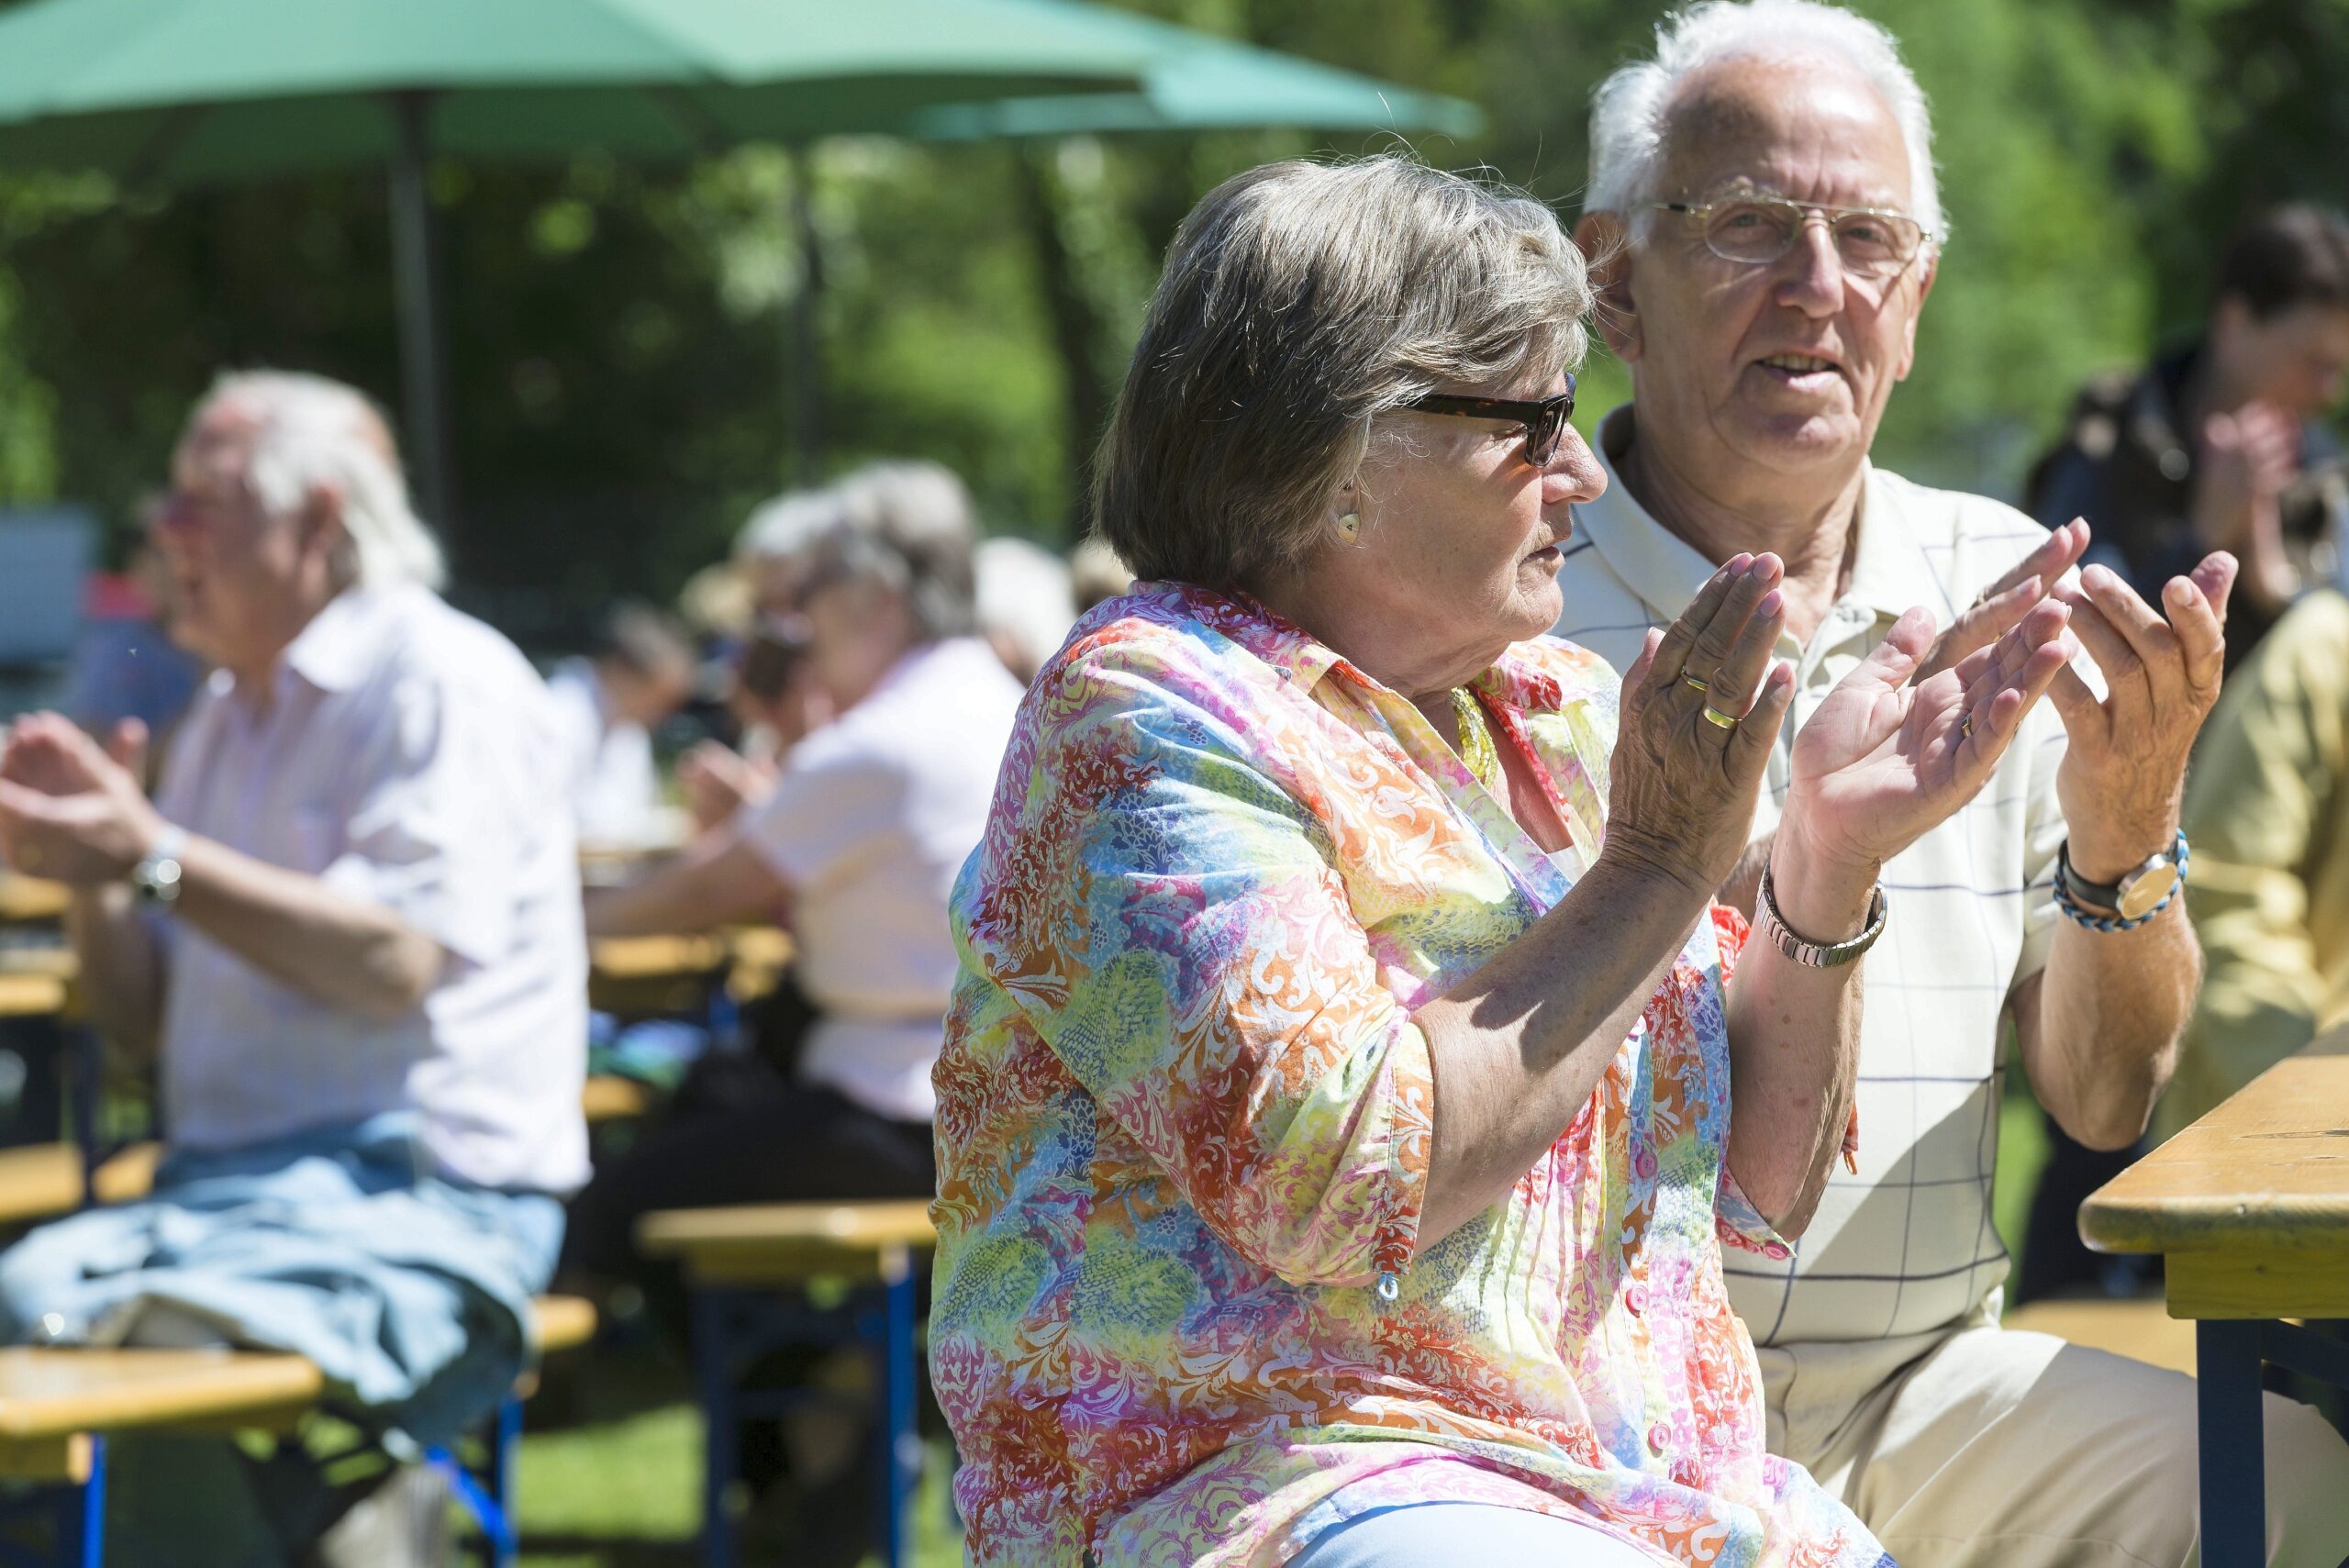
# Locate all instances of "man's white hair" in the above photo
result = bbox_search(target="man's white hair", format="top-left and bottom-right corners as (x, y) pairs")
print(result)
(208, 370), (446, 592)
(1588, 0), (1943, 239)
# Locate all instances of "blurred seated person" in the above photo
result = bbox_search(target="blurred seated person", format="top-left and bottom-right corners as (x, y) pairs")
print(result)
(2029, 203), (2349, 670)
(562, 460), (1022, 1296)
(0, 372), (587, 1566)
(738, 484), (853, 619)
(974, 534), (1077, 684)
(547, 601), (696, 850)
(2163, 585), (2349, 1135)
(1067, 534), (1134, 616)
(674, 613), (830, 835)
(64, 528), (205, 768)
(2018, 204), (2349, 1301)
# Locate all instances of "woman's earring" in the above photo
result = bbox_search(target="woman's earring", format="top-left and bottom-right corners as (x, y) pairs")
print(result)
(1337, 511), (1362, 541)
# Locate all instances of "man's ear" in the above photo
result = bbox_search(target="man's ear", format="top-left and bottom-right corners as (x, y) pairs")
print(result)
(1575, 211), (1643, 364)
(298, 483), (351, 578)
(1892, 249), (1940, 384)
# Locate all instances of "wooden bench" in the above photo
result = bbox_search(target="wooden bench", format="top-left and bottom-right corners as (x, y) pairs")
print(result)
(0, 1144), (161, 1230)
(0, 1295), (596, 1566)
(638, 1200), (936, 1568)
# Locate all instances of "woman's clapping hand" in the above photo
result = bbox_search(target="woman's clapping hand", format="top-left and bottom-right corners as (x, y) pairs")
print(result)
(1605, 553), (1798, 897)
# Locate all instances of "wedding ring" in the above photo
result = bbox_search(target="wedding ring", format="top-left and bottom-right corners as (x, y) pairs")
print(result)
(1960, 712), (1975, 740)
(1701, 706), (1739, 732)
(1682, 673), (1710, 694)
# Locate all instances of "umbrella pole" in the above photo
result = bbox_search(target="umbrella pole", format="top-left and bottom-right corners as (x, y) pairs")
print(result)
(387, 90), (457, 550)
(790, 146), (820, 484)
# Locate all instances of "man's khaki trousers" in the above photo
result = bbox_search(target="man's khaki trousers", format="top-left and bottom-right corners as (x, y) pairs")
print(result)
(1758, 1301), (2349, 1567)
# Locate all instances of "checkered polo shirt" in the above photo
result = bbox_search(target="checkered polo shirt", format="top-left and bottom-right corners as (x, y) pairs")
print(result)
(1554, 406), (2069, 1347)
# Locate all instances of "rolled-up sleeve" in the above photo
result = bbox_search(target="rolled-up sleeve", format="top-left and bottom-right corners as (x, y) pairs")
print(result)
(967, 645), (1431, 1289)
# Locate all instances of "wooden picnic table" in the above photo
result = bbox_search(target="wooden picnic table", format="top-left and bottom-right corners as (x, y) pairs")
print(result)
(0, 878), (68, 927)
(2080, 1025), (2349, 1567)
(588, 927), (793, 1019)
(639, 1199), (937, 1568)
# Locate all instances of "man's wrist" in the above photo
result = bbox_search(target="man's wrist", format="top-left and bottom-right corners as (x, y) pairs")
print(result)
(1768, 816), (1880, 943)
(2065, 816), (2180, 888)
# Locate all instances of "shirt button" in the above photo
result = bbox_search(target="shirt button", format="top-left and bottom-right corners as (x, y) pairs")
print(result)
(1646, 1423), (1669, 1457)
(1623, 1281), (1646, 1317)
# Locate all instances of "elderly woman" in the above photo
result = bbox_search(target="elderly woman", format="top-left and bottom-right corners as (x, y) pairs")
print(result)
(565, 462), (1024, 1287)
(930, 156), (2076, 1568)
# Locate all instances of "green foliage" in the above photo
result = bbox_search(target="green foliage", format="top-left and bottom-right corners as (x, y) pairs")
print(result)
(0, 0), (2344, 635)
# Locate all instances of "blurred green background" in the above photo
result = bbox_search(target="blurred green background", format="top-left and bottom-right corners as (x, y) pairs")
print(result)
(1, 0), (2344, 639)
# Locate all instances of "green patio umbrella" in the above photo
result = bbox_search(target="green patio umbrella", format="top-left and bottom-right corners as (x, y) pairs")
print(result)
(902, 8), (1483, 142)
(0, 0), (1163, 533)
(0, 0), (1482, 539)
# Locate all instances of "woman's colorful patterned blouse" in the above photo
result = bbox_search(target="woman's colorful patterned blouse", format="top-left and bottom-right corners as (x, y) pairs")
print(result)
(930, 584), (1891, 1568)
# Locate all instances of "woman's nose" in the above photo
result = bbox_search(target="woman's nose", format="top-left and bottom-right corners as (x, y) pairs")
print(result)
(1543, 431), (1608, 505)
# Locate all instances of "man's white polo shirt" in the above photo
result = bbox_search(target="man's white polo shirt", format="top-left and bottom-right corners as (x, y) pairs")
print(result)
(155, 584), (589, 1195)
(1554, 406), (2068, 1345)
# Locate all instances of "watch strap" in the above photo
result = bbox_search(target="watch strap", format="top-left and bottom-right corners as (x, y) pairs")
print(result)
(2056, 831), (2188, 917)
(130, 825), (187, 908)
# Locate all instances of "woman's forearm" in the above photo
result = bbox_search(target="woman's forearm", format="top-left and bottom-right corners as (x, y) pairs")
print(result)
(584, 829), (785, 939)
(1721, 819), (1877, 1236)
(1413, 852), (1715, 1247)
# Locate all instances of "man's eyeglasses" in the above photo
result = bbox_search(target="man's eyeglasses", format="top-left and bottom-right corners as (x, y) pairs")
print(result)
(1654, 195), (1936, 280)
(1402, 374), (1577, 467)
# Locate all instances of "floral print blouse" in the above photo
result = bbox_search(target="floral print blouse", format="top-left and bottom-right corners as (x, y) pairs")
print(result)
(930, 583), (1892, 1568)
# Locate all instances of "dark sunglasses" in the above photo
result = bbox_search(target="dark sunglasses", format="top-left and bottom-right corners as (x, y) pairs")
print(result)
(1402, 374), (1576, 466)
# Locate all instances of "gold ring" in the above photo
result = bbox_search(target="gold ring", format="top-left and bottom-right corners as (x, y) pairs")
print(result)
(1960, 712), (1975, 740)
(1701, 706), (1739, 732)
(1682, 673), (1710, 694)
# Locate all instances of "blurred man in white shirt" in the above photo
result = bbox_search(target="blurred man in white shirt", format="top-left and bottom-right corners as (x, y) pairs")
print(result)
(546, 602), (696, 851)
(0, 371), (585, 1565)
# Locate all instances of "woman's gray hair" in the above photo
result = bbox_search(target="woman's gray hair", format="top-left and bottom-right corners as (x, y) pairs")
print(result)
(1093, 153), (1589, 591)
(1588, 0), (1943, 239)
(207, 370), (447, 592)
(808, 460), (981, 642)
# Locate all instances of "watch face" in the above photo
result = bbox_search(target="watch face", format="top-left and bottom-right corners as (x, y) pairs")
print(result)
(2118, 862), (2178, 921)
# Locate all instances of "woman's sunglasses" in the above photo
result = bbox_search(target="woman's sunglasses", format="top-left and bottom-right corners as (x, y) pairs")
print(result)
(1402, 374), (1576, 467)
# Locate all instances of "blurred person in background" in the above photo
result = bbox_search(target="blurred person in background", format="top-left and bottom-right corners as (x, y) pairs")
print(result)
(0, 371), (586, 1567)
(2018, 203), (2349, 1303)
(2165, 584), (2349, 1136)
(546, 600), (696, 850)
(1068, 533), (1134, 614)
(974, 533), (1078, 684)
(64, 520), (204, 769)
(560, 461), (1021, 1560)
(2029, 202), (2349, 669)
(674, 613), (831, 835)
(1557, 4), (2348, 1563)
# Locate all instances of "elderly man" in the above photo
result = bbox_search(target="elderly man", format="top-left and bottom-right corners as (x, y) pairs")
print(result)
(1553, 3), (2349, 1563)
(0, 372), (585, 1564)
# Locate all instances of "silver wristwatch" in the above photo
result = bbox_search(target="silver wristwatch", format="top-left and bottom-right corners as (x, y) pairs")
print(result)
(1756, 860), (1887, 968)
(128, 825), (187, 910)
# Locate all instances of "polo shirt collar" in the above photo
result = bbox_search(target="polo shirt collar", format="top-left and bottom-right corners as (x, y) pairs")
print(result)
(282, 585), (397, 695)
(1152, 581), (1564, 714)
(1575, 404), (1908, 633)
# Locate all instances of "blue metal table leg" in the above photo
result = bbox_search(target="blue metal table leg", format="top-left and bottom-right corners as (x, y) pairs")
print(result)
(491, 1396), (522, 1568)
(54, 1435), (105, 1568)
(2197, 1319), (2267, 1568)
(874, 1264), (918, 1568)
(693, 1289), (739, 1568)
